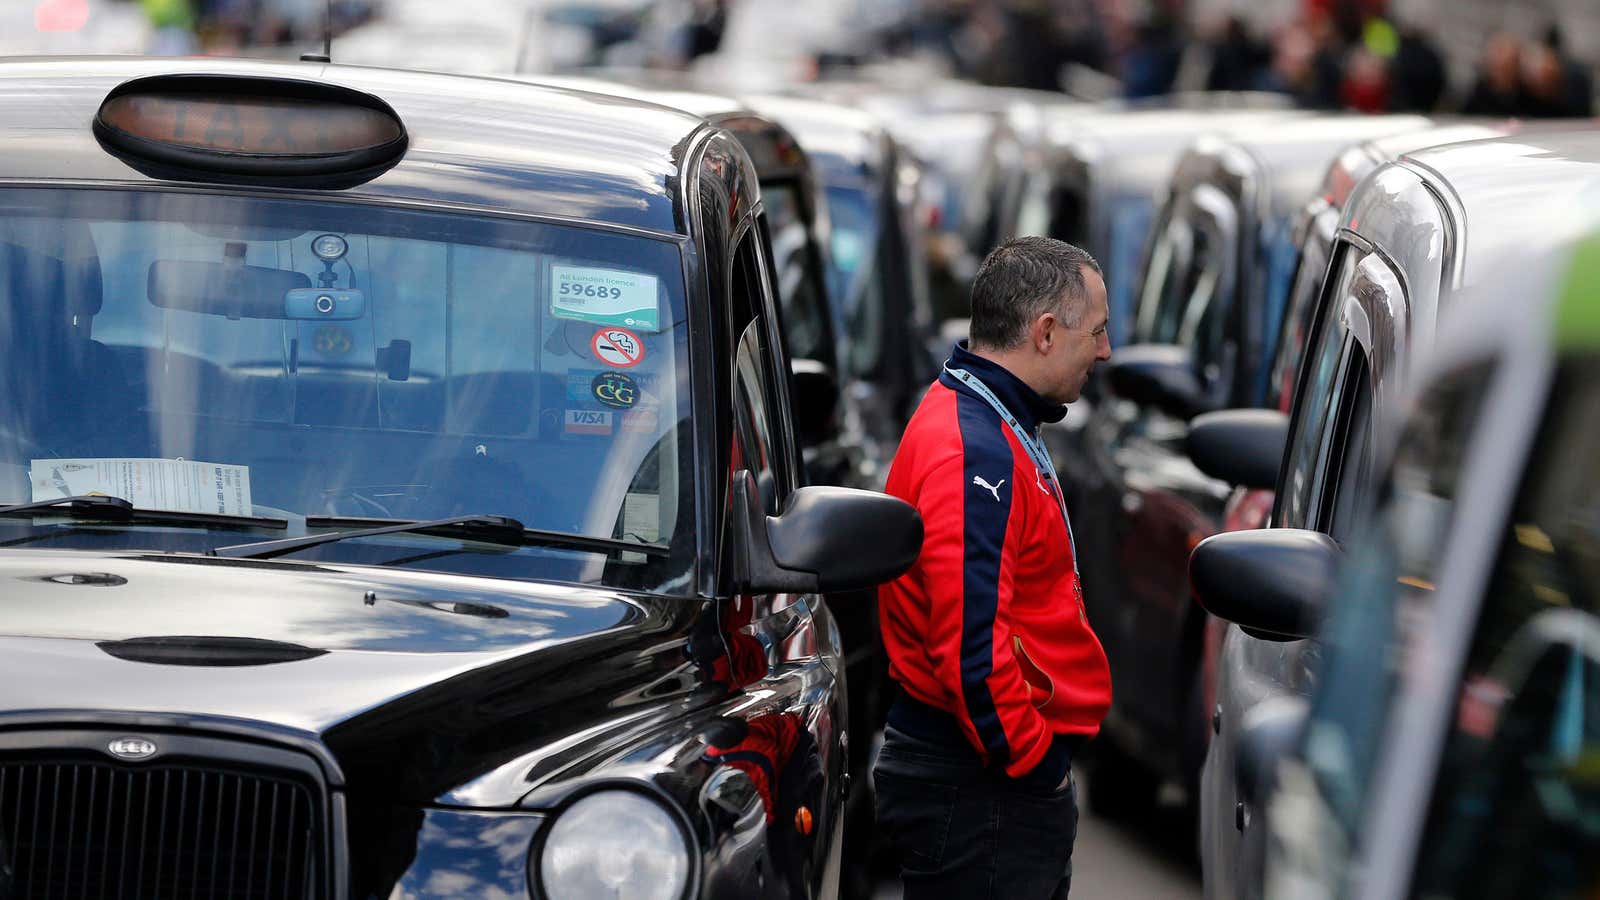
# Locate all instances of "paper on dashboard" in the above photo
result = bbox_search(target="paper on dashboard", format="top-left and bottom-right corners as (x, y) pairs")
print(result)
(29, 458), (253, 516)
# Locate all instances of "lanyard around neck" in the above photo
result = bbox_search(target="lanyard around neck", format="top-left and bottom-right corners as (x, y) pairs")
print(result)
(946, 365), (1087, 615)
(944, 366), (1077, 543)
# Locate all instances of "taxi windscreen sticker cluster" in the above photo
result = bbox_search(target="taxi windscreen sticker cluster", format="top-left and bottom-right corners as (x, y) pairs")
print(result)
(562, 369), (656, 438)
(551, 264), (661, 332)
(590, 327), (645, 368)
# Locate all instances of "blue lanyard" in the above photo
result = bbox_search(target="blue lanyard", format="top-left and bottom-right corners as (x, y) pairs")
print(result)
(944, 366), (1082, 585)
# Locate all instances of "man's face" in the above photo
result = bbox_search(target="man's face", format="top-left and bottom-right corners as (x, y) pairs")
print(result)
(1045, 267), (1112, 404)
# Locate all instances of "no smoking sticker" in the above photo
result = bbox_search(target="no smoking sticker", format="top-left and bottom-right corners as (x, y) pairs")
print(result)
(591, 327), (645, 368)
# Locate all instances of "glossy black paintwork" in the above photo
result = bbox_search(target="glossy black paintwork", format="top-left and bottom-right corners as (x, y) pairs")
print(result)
(0, 57), (704, 234)
(0, 56), (851, 900)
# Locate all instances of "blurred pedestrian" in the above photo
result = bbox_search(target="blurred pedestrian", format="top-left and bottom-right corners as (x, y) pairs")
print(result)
(1121, 9), (1182, 99)
(1542, 23), (1594, 117)
(1462, 32), (1526, 117)
(1390, 22), (1447, 112)
(874, 236), (1113, 900)
(140, 0), (198, 55)
(1204, 16), (1270, 93)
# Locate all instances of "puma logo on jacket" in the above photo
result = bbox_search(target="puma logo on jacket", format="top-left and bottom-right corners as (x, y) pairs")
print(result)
(972, 475), (1006, 501)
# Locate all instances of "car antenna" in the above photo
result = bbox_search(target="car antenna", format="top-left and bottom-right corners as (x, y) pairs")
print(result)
(300, 0), (333, 63)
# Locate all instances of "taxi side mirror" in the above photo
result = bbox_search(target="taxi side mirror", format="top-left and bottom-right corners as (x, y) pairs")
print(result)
(1108, 343), (1214, 420)
(1235, 694), (1307, 809)
(1189, 528), (1340, 641)
(1187, 409), (1288, 489)
(731, 470), (922, 594)
(790, 358), (841, 449)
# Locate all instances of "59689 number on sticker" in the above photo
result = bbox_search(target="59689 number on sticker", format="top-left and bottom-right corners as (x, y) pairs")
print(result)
(551, 264), (661, 332)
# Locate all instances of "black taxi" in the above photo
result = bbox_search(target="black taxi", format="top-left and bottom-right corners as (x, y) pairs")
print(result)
(0, 57), (921, 899)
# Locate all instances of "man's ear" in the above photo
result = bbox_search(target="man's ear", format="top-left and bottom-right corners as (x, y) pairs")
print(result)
(1031, 311), (1057, 354)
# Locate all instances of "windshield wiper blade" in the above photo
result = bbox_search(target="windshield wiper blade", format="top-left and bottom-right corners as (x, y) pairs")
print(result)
(0, 495), (288, 530)
(213, 514), (670, 560)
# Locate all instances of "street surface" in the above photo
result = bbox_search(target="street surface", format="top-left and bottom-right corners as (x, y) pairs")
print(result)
(873, 768), (1202, 899)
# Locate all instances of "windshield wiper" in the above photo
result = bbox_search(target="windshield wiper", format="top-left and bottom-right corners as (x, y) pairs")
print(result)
(0, 495), (288, 530)
(211, 514), (669, 560)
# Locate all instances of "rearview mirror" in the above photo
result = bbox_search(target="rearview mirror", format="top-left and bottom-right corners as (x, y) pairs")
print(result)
(148, 259), (311, 319)
(790, 358), (840, 448)
(1186, 409), (1289, 489)
(1189, 528), (1340, 641)
(1107, 343), (1213, 419)
(732, 470), (922, 594)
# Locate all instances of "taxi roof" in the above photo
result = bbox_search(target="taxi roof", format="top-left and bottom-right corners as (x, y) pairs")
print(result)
(1183, 115), (1434, 221)
(742, 93), (889, 186)
(1400, 129), (1600, 288)
(0, 56), (712, 235)
(518, 71), (814, 185)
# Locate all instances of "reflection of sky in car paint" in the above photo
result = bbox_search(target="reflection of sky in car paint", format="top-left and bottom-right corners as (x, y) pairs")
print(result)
(0, 552), (642, 652)
(389, 810), (543, 900)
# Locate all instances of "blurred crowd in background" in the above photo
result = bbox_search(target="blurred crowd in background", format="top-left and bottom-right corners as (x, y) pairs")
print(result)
(24, 0), (1600, 119)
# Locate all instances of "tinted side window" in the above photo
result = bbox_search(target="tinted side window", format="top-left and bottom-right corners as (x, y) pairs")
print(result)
(1276, 245), (1361, 527)
(1324, 344), (1373, 542)
(760, 191), (829, 365)
(729, 231), (793, 514)
(1410, 362), (1600, 899)
(1135, 214), (1190, 342)
(732, 320), (782, 515)
(1269, 228), (1332, 412)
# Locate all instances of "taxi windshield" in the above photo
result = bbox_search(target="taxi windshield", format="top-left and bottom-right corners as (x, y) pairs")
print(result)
(0, 188), (695, 594)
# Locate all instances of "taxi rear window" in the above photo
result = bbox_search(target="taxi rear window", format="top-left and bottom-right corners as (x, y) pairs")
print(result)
(0, 188), (695, 593)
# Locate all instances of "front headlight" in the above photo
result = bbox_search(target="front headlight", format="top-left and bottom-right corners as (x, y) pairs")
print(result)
(536, 789), (691, 900)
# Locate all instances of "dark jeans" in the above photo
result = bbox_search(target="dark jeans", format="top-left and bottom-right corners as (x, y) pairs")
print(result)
(873, 724), (1079, 899)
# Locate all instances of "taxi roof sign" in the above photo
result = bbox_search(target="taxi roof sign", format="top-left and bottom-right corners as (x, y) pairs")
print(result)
(94, 74), (408, 188)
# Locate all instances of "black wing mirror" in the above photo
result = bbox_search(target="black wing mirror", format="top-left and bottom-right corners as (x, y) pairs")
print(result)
(1189, 528), (1340, 641)
(790, 358), (841, 449)
(1235, 694), (1308, 809)
(1107, 343), (1214, 419)
(1186, 409), (1289, 489)
(732, 470), (923, 594)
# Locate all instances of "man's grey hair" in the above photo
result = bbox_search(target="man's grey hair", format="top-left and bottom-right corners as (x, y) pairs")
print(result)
(968, 236), (1102, 350)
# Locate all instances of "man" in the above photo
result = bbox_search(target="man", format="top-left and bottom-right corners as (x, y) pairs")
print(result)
(873, 236), (1113, 899)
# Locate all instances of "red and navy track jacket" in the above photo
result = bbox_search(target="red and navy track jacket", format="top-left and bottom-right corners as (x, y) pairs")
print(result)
(880, 342), (1111, 785)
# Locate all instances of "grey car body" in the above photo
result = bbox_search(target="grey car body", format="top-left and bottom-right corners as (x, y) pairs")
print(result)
(1058, 114), (1430, 810)
(1262, 217), (1600, 900)
(1199, 130), (1600, 900)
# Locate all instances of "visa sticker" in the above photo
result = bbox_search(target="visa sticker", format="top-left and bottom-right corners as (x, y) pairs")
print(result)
(551, 265), (661, 332)
(564, 409), (613, 435)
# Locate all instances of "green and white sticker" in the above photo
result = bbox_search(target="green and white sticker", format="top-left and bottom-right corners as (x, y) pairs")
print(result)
(551, 265), (661, 332)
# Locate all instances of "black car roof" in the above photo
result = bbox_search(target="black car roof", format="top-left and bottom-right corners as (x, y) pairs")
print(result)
(0, 57), (710, 235)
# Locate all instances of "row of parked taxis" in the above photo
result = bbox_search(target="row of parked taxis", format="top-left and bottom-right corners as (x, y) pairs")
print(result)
(0, 45), (1595, 900)
(1025, 98), (1600, 900)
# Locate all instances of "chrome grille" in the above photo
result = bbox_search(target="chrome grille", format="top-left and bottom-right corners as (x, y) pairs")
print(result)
(0, 755), (326, 899)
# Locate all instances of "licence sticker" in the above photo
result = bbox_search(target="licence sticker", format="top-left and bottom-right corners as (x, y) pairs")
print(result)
(592, 371), (639, 409)
(551, 265), (661, 332)
(30, 458), (253, 516)
(564, 409), (614, 435)
(590, 327), (645, 368)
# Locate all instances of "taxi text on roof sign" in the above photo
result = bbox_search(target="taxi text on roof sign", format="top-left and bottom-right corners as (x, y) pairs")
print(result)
(93, 74), (408, 188)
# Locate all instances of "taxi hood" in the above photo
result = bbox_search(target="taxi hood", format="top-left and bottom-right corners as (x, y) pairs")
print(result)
(0, 549), (663, 740)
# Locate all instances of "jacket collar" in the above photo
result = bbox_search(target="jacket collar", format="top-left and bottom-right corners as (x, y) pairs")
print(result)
(940, 340), (1067, 430)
